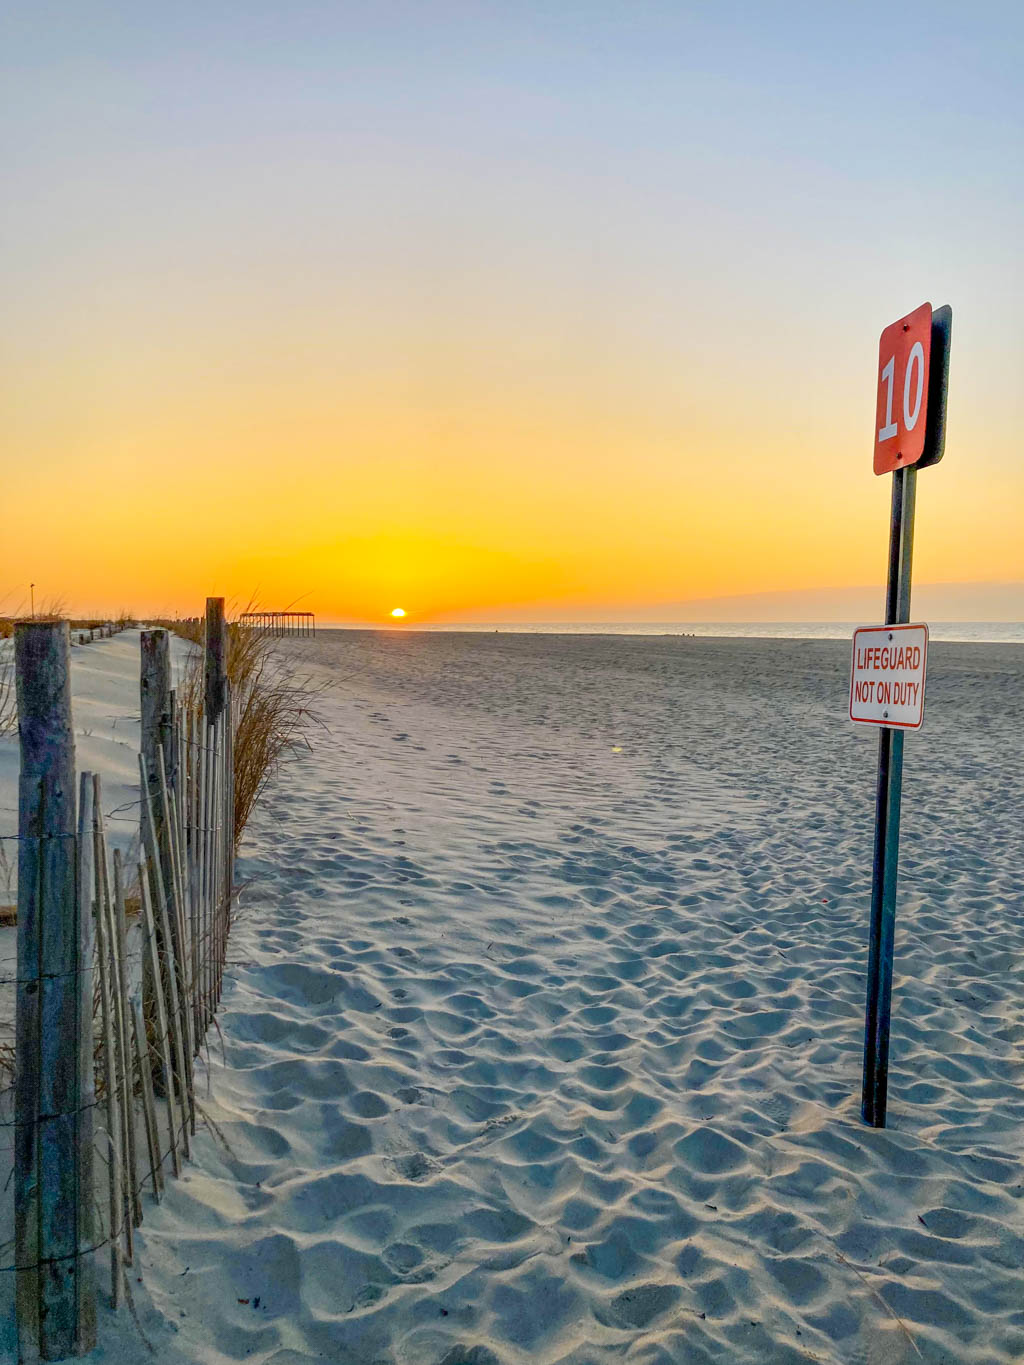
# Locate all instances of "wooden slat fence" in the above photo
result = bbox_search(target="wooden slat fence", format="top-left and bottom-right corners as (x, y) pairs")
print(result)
(0, 600), (235, 1359)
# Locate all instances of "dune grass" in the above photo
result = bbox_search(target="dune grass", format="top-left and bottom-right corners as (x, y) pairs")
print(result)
(161, 609), (322, 848)
(0, 652), (13, 737)
(0, 609), (135, 736)
(0, 609), (134, 639)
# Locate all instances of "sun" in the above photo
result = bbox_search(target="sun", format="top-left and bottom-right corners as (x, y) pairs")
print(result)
(390, 607), (407, 619)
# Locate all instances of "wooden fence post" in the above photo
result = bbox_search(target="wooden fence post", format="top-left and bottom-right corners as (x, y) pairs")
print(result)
(92, 777), (122, 1309)
(140, 630), (180, 1025)
(74, 773), (98, 1355)
(204, 598), (227, 725)
(140, 628), (174, 814)
(112, 849), (143, 1228)
(202, 599), (228, 1036)
(13, 621), (97, 1359)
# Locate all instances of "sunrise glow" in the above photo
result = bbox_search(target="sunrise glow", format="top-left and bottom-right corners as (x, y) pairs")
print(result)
(2, 8), (1021, 625)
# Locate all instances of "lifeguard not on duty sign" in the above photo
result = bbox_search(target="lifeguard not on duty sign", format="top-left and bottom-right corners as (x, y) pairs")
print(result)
(850, 623), (929, 730)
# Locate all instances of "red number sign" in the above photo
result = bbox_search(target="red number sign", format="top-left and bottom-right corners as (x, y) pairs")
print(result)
(874, 302), (932, 475)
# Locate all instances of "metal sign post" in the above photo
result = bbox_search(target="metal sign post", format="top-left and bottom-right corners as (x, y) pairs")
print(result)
(861, 464), (915, 1127)
(857, 302), (951, 1128)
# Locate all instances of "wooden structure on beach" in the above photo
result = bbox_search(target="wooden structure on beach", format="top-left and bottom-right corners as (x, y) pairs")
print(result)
(239, 610), (315, 638)
(6, 605), (236, 1358)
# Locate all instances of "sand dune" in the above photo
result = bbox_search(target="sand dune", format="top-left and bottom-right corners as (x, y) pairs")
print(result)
(35, 633), (1024, 1362)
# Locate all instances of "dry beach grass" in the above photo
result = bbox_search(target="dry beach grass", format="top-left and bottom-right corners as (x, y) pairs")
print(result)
(0, 608), (135, 737)
(163, 610), (324, 847)
(0, 654), (13, 739)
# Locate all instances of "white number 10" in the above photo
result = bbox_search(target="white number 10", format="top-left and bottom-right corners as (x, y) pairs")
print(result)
(878, 342), (925, 444)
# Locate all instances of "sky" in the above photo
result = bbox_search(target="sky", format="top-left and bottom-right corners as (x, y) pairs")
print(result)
(2, 2), (1022, 624)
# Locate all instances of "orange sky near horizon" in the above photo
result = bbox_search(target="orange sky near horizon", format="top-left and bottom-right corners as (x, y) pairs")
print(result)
(2, 5), (1022, 625)
(4, 311), (1022, 625)
(3, 327), (1023, 624)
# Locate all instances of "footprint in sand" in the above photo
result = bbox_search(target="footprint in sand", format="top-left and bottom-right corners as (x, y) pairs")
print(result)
(392, 1152), (437, 1181)
(347, 1283), (386, 1313)
(436, 1347), (502, 1365)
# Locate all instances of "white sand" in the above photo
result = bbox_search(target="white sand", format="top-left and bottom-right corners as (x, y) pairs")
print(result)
(6, 631), (1024, 1363)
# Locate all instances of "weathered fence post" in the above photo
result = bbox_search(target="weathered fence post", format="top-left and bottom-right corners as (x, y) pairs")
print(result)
(14, 621), (97, 1358)
(204, 598), (227, 725)
(140, 629), (174, 818)
(203, 599), (228, 1030)
(74, 773), (97, 1353)
(141, 630), (177, 1028)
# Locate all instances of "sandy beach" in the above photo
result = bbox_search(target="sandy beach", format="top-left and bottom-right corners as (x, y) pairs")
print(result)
(31, 628), (1011, 1365)
(6, 3), (1024, 1359)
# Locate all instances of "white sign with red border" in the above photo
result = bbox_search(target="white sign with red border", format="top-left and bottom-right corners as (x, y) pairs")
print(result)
(850, 624), (929, 730)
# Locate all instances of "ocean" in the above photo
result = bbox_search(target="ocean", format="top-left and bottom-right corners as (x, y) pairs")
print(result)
(324, 621), (1024, 644)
